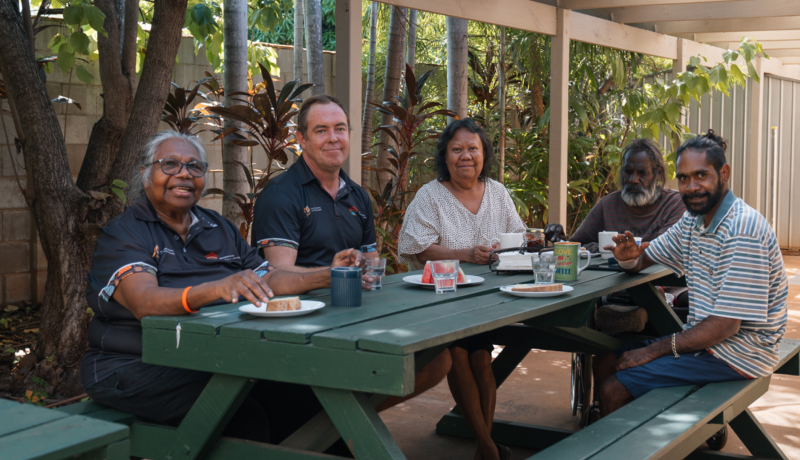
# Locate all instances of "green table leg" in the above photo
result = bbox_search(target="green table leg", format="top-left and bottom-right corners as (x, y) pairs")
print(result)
(729, 408), (789, 460)
(627, 282), (684, 336)
(312, 387), (407, 460)
(492, 345), (531, 388)
(163, 374), (255, 460)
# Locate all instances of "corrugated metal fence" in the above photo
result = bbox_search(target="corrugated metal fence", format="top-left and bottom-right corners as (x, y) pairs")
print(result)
(642, 73), (799, 249)
(762, 75), (800, 249)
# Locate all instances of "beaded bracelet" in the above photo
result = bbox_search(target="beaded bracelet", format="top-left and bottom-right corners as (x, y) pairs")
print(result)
(671, 332), (680, 359)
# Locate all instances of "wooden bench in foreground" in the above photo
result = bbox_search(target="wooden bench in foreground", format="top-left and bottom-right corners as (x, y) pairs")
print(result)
(531, 338), (800, 460)
(0, 398), (129, 460)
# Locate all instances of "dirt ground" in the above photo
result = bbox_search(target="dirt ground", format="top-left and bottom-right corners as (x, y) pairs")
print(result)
(380, 256), (800, 459)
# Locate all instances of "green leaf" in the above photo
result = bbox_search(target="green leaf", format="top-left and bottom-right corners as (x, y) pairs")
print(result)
(707, 65), (727, 85)
(111, 187), (127, 204)
(47, 33), (66, 51)
(112, 179), (128, 188)
(664, 103), (681, 124)
(688, 56), (701, 67)
(729, 64), (746, 86)
(83, 5), (107, 36)
(63, 5), (82, 25)
(70, 30), (90, 55)
(722, 49), (740, 64)
(57, 44), (75, 73)
(747, 61), (760, 83)
(75, 65), (93, 84)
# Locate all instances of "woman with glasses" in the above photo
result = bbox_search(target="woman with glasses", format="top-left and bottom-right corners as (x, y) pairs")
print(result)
(80, 131), (361, 450)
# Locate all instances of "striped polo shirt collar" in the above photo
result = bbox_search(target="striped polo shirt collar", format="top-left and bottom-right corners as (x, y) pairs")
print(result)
(695, 189), (737, 235)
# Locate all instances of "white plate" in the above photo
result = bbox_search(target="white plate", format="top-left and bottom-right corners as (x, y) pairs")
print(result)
(499, 284), (574, 298)
(403, 274), (485, 287)
(239, 300), (325, 317)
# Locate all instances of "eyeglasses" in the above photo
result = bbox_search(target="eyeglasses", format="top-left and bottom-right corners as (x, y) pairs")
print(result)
(149, 159), (208, 177)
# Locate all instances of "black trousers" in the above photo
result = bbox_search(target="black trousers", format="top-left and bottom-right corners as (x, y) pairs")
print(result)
(86, 361), (352, 455)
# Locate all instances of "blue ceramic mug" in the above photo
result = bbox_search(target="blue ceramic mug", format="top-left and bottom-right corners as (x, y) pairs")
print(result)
(331, 267), (362, 307)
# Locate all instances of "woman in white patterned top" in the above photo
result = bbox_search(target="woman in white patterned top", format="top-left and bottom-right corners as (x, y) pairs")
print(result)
(398, 119), (524, 460)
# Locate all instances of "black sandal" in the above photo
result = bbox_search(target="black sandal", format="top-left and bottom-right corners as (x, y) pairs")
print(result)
(494, 442), (512, 460)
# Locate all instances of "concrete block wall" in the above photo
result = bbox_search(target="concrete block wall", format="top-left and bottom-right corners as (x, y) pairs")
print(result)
(0, 26), (335, 306)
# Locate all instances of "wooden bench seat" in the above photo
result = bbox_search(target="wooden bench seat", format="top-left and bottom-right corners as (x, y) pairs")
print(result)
(0, 399), (129, 460)
(530, 338), (800, 460)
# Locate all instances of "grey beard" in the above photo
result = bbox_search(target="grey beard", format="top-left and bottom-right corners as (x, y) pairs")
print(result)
(621, 184), (662, 207)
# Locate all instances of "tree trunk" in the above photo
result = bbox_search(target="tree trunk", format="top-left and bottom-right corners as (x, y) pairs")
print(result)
(76, 0), (137, 191)
(446, 16), (468, 122)
(222, 0), (248, 229)
(406, 9), (417, 74)
(0, 0), (187, 396)
(498, 26), (505, 184)
(377, 6), (407, 191)
(293, 0), (305, 85)
(303, 0), (325, 96)
(360, 1), (379, 187)
(109, 0), (189, 187)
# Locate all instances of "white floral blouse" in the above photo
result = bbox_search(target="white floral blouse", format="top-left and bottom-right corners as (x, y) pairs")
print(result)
(398, 179), (526, 270)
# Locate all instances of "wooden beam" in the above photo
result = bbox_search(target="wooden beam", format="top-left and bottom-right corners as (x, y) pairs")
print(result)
(758, 49), (800, 58)
(335, 0), (362, 184)
(376, 0), (557, 35)
(762, 58), (800, 80)
(605, 0), (799, 24)
(653, 17), (800, 34)
(560, 0), (734, 9)
(548, 8), (570, 227)
(686, 31), (800, 43)
(709, 40), (800, 50)
(571, 11), (678, 59)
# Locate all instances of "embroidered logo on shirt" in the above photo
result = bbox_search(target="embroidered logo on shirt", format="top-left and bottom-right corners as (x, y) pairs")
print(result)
(206, 252), (218, 260)
(304, 206), (311, 216)
(152, 245), (160, 260)
(349, 206), (368, 219)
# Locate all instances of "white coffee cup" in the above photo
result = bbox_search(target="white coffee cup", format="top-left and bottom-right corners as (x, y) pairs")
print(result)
(598, 231), (618, 259)
(491, 233), (524, 250)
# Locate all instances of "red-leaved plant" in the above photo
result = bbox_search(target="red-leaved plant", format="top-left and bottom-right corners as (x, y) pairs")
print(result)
(205, 63), (312, 237)
(368, 64), (456, 271)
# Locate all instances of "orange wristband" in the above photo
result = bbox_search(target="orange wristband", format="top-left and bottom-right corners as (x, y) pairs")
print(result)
(182, 286), (197, 313)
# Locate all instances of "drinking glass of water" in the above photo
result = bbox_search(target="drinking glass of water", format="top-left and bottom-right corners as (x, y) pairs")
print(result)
(432, 260), (459, 294)
(364, 256), (387, 290)
(533, 254), (556, 285)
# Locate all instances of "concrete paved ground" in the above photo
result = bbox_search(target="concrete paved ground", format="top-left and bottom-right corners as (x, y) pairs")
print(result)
(380, 256), (800, 460)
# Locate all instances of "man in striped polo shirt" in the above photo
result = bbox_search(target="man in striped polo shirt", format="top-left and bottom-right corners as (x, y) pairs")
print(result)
(594, 130), (788, 419)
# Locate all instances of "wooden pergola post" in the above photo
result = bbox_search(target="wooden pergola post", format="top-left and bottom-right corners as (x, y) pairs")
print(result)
(335, 0), (363, 185)
(745, 56), (765, 212)
(548, 8), (570, 226)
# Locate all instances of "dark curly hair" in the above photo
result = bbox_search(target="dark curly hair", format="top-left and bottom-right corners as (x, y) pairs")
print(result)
(619, 138), (668, 188)
(435, 118), (494, 182)
(676, 129), (728, 172)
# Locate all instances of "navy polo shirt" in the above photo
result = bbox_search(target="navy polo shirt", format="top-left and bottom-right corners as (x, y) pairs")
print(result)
(251, 155), (377, 267)
(81, 196), (270, 388)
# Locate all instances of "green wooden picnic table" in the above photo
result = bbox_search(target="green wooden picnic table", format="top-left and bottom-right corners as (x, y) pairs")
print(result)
(129, 260), (795, 460)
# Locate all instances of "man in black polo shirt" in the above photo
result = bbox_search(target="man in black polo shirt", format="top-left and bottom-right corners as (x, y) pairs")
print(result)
(252, 95), (452, 411)
(252, 94), (377, 271)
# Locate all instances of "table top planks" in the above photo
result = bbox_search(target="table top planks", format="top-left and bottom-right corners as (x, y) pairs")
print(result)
(320, 265), (674, 355)
(142, 262), (674, 356)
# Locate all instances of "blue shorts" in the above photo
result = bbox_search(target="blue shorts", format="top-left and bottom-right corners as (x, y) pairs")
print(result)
(614, 338), (747, 398)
